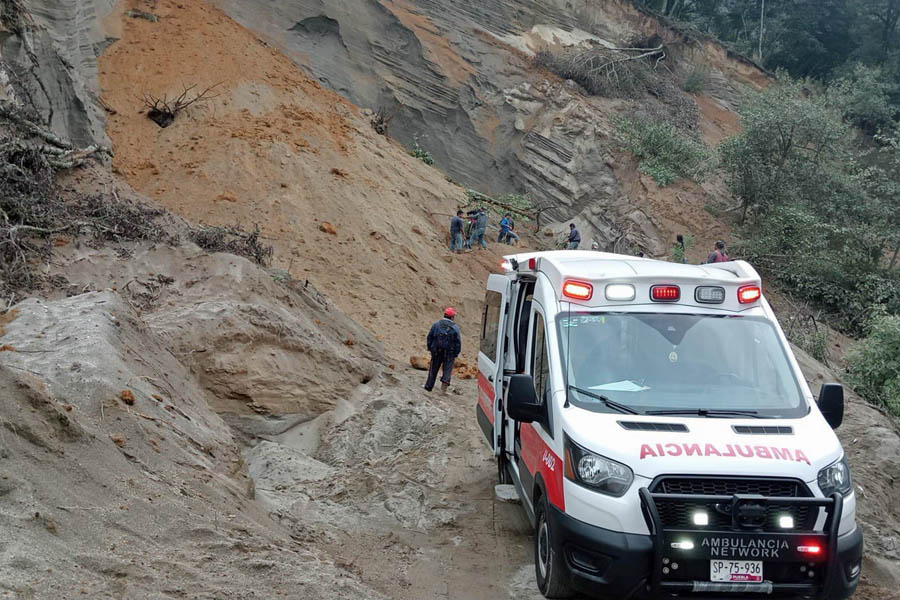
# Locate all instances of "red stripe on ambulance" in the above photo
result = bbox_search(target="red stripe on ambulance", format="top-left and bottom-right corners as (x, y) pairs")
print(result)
(477, 373), (494, 424)
(521, 423), (565, 511)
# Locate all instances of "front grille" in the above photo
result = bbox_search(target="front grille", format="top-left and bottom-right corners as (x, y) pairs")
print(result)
(733, 425), (794, 435)
(650, 476), (817, 532)
(618, 421), (689, 432)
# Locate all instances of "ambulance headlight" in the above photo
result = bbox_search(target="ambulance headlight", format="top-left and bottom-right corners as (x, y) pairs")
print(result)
(817, 456), (852, 497)
(564, 435), (633, 497)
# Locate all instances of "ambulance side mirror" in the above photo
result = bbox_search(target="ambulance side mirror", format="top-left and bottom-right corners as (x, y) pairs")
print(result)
(818, 383), (844, 430)
(507, 374), (544, 425)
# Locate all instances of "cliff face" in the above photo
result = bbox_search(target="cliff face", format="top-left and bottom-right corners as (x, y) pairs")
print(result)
(0, 0), (114, 146)
(210, 0), (760, 253)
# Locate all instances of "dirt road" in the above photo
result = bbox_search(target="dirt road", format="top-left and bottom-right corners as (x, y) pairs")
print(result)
(239, 369), (546, 599)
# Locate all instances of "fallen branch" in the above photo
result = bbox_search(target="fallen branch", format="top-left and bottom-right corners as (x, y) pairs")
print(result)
(141, 83), (221, 128)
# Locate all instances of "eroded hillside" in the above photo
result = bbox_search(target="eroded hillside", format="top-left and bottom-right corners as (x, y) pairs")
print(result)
(97, 0), (514, 362)
(210, 0), (756, 257)
(1, 0), (899, 598)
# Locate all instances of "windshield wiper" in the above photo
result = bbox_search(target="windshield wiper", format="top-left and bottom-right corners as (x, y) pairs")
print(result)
(645, 408), (763, 418)
(568, 386), (640, 415)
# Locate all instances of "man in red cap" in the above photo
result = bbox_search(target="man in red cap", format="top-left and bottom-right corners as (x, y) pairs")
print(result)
(424, 307), (462, 393)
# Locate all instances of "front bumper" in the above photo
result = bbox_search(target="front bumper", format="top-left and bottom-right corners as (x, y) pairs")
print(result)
(546, 491), (862, 599)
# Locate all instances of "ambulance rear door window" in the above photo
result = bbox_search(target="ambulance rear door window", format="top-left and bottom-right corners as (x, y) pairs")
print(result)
(480, 291), (502, 357)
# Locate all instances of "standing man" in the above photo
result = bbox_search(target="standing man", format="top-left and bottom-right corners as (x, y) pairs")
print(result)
(498, 213), (519, 245)
(449, 210), (465, 253)
(424, 307), (462, 393)
(468, 207), (488, 250)
(567, 223), (581, 249)
(706, 240), (729, 263)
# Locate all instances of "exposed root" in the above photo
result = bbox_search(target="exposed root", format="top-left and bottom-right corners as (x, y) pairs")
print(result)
(141, 83), (220, 128)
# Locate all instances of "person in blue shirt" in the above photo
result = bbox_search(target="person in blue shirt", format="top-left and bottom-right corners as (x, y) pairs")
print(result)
(467, 207), (488, 250)
(424, 307), (462, 393)
(449, 210), (465, 253)
(498, 213), (520, 245)
(567, 223), (581, 249)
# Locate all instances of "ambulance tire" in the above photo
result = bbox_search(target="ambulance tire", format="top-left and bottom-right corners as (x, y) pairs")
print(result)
(534, 494), (574, 599)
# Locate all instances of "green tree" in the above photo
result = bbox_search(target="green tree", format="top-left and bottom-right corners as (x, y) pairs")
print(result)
(719, 77), (846, 222)
(859, 129), (900, 268)
(847, 314), (900, 415)
(828, 64), (898, 134)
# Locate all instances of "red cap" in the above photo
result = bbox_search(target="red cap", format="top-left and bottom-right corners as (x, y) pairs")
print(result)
(444, 307), (456, 318)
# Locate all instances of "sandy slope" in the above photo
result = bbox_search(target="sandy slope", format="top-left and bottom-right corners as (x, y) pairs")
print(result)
(99, 0), (520, 364)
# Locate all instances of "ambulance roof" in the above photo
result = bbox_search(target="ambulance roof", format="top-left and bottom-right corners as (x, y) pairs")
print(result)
(505, 251), (759, 283)
(502, 251), (762, 309)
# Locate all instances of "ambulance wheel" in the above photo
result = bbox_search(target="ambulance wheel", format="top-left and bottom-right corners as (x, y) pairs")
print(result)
(534, 494), (573, 599)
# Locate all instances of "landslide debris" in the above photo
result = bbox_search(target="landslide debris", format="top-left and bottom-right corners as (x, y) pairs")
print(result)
(0, 252), (389, 597)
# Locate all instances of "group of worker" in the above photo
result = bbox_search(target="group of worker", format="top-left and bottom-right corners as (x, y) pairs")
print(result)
(429, 215), (732, 392)
(449, 208), (521, 253)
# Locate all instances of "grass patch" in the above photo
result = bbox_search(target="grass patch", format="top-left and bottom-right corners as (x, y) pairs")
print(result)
(682, 65), (710, 93)
(847, 315), (900, 416)
(615, 117), (710, 186)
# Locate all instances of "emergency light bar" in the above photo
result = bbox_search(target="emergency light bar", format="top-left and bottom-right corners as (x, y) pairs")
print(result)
(563, 280), (593, 301)
(605, 284), (636, 301)
(695, 286), (725, 304)
(650, 285), (680, 302)
(738, 285), (762, 304)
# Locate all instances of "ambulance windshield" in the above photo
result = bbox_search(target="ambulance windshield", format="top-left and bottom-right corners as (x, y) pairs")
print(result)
(558, 313), (807, 418)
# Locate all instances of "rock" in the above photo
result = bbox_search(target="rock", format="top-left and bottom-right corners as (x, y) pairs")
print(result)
(120, 390), (136, 405)
(110, 433), (126, 447)
(319, 222), (338, 235)
(495, 484), (520, 504)
(453, 359), (478, 380)
(409, 356), (430, 370)
(0, 0), (114, 147)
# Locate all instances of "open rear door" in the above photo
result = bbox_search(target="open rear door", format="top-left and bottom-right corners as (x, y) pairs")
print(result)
(476, 274), (510, 454)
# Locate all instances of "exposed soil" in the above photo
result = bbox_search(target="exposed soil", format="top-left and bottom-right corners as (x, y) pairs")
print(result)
(99, 0), (522, 365)
(1, 0), (896, 599)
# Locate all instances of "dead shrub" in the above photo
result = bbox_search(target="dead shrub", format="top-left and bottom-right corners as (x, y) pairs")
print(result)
(141, 84), (219, 128)
(189, 224), (273, 266)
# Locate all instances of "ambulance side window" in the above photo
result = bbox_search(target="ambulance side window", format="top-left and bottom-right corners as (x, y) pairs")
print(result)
(480, 291), (502, 358)
(532, 313), (550, 402)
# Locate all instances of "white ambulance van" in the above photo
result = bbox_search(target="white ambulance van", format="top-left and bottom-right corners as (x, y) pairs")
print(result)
(476, 251), (862, 599)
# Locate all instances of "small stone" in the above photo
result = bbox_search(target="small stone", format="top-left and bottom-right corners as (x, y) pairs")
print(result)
(319, 222), (338, 235)
(120, 390), (135, 405)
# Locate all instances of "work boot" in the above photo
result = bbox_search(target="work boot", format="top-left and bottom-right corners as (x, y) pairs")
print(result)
(441, 382), (450, 393)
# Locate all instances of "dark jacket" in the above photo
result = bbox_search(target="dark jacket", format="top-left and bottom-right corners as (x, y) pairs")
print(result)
(569, 228), (581, 243)
(474, 211), (488, 232)
(427, 318), (462, 358)
(450, 215), (464, 235)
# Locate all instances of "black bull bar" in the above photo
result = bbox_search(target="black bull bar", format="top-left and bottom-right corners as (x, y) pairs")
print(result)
(639, 488), (843, 597)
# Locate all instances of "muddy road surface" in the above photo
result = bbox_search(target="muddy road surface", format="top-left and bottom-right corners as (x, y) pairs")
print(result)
(235, 370), (545, 600)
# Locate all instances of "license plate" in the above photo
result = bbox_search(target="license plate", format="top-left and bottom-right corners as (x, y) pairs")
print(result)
(710, 560), (763, 583)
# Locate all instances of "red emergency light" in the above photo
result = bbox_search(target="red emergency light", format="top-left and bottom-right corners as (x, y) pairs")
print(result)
(563, 280), (593, 301)
(797, 544), (822, 555)
(650, 285), (680, 302)
(528, 257), (537, 270)
(738, 285), (762, 304)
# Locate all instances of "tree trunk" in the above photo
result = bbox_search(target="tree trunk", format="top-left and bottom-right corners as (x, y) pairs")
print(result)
(758, 0), (765, 63)
(890, 243), (900, 270)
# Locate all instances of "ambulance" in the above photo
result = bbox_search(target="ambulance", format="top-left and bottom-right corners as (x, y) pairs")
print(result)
(475, 251), (862, 599)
